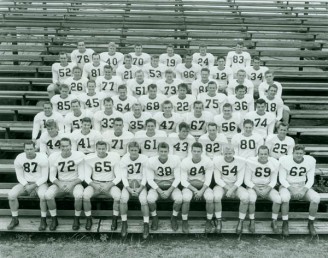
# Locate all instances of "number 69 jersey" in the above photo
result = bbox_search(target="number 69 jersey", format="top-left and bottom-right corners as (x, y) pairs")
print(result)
(213, 155), (246, 188)
(244, 156), (279, 189)
(84, 152), (121, 185)
(279, 155), (316, 189)
(14, 152), (49, 186)
(146, 155), (181, 190)
(48, 151), (85, 182)
(120, 153), (148, 187)
(180, 155), (214, 188)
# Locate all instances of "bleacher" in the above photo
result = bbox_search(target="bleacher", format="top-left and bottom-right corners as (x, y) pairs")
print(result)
(0, 0), (328, 235)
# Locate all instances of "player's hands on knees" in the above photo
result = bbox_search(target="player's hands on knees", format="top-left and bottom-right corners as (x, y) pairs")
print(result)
(194, 190), (202, 200)
(126, 186), (135, 195)
(157, 189), (167, 199)
(226, 187), (236, 198)
(24, 183), (37, 193)
(135, 186), (143, 195)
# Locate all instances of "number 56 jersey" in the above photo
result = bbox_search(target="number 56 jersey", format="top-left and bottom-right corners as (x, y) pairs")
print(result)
(279, 155), (316, 188)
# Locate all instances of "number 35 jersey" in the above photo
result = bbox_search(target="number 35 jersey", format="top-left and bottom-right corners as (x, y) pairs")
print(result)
(279, 155), (316, 188)
(245, 157), (279, 188)
(84, 152), (121, 184)
(49, 151), (85, 182)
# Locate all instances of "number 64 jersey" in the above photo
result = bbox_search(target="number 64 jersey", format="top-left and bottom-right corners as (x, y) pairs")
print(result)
(279, 155), (316, 189)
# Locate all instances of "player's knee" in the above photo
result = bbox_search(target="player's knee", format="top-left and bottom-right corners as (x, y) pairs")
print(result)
(173, 192), (183, 205)
(45, 190), (55, 201)
(280, 192), (290, 203)
(111, 189), (121, 202)
(240, 195), (249, 204)
(139, 195), (148, 206)
(248, 192), (257, 203)
(273, 194), (282, 204)
(8, 190), (18, 201)
(182, 192), (192, 203)
(146, 192), (157, 204)
(47, 83), (56, 92)
(311, 193), (320, 204)
(204, 192), (214, 203)
(83, 190), (92, 201)
(73, 190), (84, 200)
(37, 191), (47, 200)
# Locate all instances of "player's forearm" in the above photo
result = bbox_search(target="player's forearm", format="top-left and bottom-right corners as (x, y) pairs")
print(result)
(279, 170), (290, 188)
(36, 167), (49, 186)
(244, 173), (255, 188)
(305, 169), (315, 189)
(268, 173), (278, 188)
(32, 122), (41, 140)
(204, 171), (213, 187)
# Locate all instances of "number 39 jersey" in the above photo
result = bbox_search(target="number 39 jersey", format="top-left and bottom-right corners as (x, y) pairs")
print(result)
(120, 153), (148, 187)
(84, 152), (121, 184)
(279, 155), (316, 188)
(213, 155), (246, 187)
(245, 157), (279, 188)
(266, 134), (295, 160)
(146, 155), (181, 189)
(180, 156), (214, 188)
(14, 152), (49, 186)
(49, 151), (85, 182)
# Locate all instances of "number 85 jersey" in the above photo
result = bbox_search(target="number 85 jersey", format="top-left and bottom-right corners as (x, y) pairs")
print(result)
(279, 155), (316, 188)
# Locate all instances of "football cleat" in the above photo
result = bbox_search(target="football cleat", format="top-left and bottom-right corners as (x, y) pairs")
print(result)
(271, 219), (279, 234)
(49, 216), (58, 231)
(308, 220), (317, 237)
(171, 215), (178, 231)
(38, 217), (47, 231)
(249, 219), (255, 233)
(214, 218), (222, 234)
(121, 221), (128, 238)
(151, 215), (159, 231)
(143, 223), (150, 240)
(205, 219), (214, 233)
(111, 215), (118, 231)
(182, 220), (189, 233)
(282, 220), (289, 237)
(7, 217), (19, 230)
(85, 217), (93, 231)
(236, 219), (244, 235)
(72, 216), (80, 231)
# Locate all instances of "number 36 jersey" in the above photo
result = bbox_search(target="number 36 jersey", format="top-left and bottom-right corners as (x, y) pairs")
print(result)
(279, 155), (316, 188)
(84, 152), (121, 184)
(49, 151), (85, 182)
(245, 157), (279, 188)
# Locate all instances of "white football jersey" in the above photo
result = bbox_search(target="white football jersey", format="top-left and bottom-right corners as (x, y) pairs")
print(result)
(197, 92), (227, 115)
(227, 94), (254, 117)
(192, 52), (215, 67)
(99, 51), (124, 71)
(157, 78), (183, 97)
(64, 109), (93, 133)
(169, 94), (196, 114)
(39, 130), (66, 155)
(120, 153), (148, 186)
(183, 111), (213, 137)
(198, 133), (229, 159)
(123, 111), (152, 133)
(226, 51), (251, 75)
(191, 79), (209, 96)
(112, 95), (138, 113)
(227, 79), (254, 96)
(214, 113), (241, 141)
(159, 53), (182, 68)
(245, 66), (269, 88)
(143, 63), (166, 82)
(231, 133), (264, 158)
(64, 76), (89, 97)
(138, 94), (167, 115)
(52, 62), (75, 84)
(209, 66), (234, 88)
(32, 111), (64, 139)
(70, 129), (103, 154)
(51, 94), (75, 117)
(129, 52), (151, 67)
(244, 111), (276, 139)
(127, 78), (153, 98)
(266, 134), (295, 160)
(82, 62), (106, 81)
(175, 63), (201, 84)
(135, 130), (167, 157)
(168, 133), (195, 160)
(95, 75), (123, 97)
(259, 81), (283, 98)
(115, 64), (139, 82)
(78, 92), (107, 113)
(153, 112), (183, 134)
(71, 48), (94, 68)
(262, 95), (284, 121)
(102, 130), (134, 157)
(93, 110), (122, 133)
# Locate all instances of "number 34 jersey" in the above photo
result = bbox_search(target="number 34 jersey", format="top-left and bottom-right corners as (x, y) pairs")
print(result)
(49, 151), (85, 182)
(245, 157), (279, 188)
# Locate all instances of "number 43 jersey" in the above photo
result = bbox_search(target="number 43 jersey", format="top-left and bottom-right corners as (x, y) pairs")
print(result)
(279, 155), (316, 188)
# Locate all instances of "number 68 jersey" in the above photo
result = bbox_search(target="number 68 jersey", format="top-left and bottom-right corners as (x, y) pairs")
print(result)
(245, 156), (279, 188)
(279, 155), (316, 188)
(49, 151), (85, 182)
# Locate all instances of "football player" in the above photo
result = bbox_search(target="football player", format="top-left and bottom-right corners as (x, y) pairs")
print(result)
(112, 85), (138, 113)
(169, 83), (196, 115)
(159, 44), (182, 68)
(129, 43), (151, 68)
(116, 54), (138, 82)
(157, 69), (183, 97)
(127, 70), (152, 98)
(210, 56), (233, 93)
(82, 53), (106, 81)
(227, 69), (254, 96)
(39, 120), (65, 155)
(226, 41), (251, 77)
(50, 84), (75, 117)
(78, 80), (106, 113)
(143, 55), (166, 82)
(99, 42), (124, 71)
(192, 44), (215, 68)
(175, 52), (201, 86)
(64, 66), (88, 97)
(64, 99), (92, 133)
(138, 84), (167, 115)
(123, 103), (152, 134)
(95, 65), (123, 97)
(245, 57), (268, 98)
(70, 41), (94, 69)
(227, 85), (254, 117)
(191, 67), (210, 96)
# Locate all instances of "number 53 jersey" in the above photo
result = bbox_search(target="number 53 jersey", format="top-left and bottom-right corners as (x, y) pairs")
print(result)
(279, 155), (316, 188)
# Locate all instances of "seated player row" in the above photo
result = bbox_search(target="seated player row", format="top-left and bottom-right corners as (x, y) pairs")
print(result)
(7, 139), (319, 239)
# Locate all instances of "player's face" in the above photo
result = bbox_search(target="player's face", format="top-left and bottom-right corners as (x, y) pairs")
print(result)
(265, 73), (274, 83)
(118, 89), (127, 98)
(113, 121), (123, 133)
(108, 45), (116, 54)
(43, 104), (53, 116)
(136, 72), (144, 82)
(24, 144), (36, 158)
(96, 144), (107, 158)
(217, 58), (225, 68)
(185, 55), (192, 65)
(87, 83), (96, 93)
(146, 122), (156, 133)
(60, 88), (70, 98)
(277, 125), (288, 138)
(207, 83), (217, 94)
(77, 42), (85, 52)
(104, 100), (113, 110)
(59, 54), (68, 65)
(104, 68), (113, 78)
(73, 68), (82, 79)
(235, 44), (243, 54)
(223, 107), (232, 117)
(71, 102), (81, 112)
(165, 72), (173, 80)
(167, 47), (174, 56)
(191, 146), (202, 159)
(148, 87), (157, 98)
(179, 127), (189, 139)
(158, 147), (169, 159)
(258, 148), (269, 163)
(201, 71), (209, 81)
(223, 148), (234, 161)
(193, 103), (203, 115)
(243, 123), (253, 134)
(178, 87), (187, 97)
(237, 72), (246, 81)
(293, 149), (305, 162)
(151, 58), (159, 67)
(199, 47), (207, 55)
(256, 103), (266, 114)
(236, 88), (246, 98)
(134, 46), (142, 54)
(207, 125), (217, 136)
(47, 126), (58, 137)
(82, 122), (92, 132)
(129, 146), (139, 158)
(125, 57), (132, 66)
(92, 55), (100, 65)
(253, 60), (260, 69)
(133, 105), (141, 116)
(267, 87), (277, 98)
(60, 140), (71, 155)
(163, 103), (173, 114)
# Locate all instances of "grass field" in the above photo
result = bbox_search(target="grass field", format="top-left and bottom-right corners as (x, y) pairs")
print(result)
(1, 233), (328, 258)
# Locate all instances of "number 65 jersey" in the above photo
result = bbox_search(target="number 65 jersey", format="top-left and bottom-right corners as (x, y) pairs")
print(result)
(49, 151), (85, 182)
(279, 155), (316, 188)
(244, 156), (279, 188)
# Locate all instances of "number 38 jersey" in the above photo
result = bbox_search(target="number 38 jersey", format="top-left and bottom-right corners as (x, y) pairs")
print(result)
(14, 152), (49, 186)
(279, 155), (316, 188)
(213, 155), (246, 187)
(245, 157), (279, 188)
(146, 155), (181, 189)
(84, 152), (121, 184)
(49, 151), (85, 182)
(180, 156), (214, 188)
(120, 153), (148, 187)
